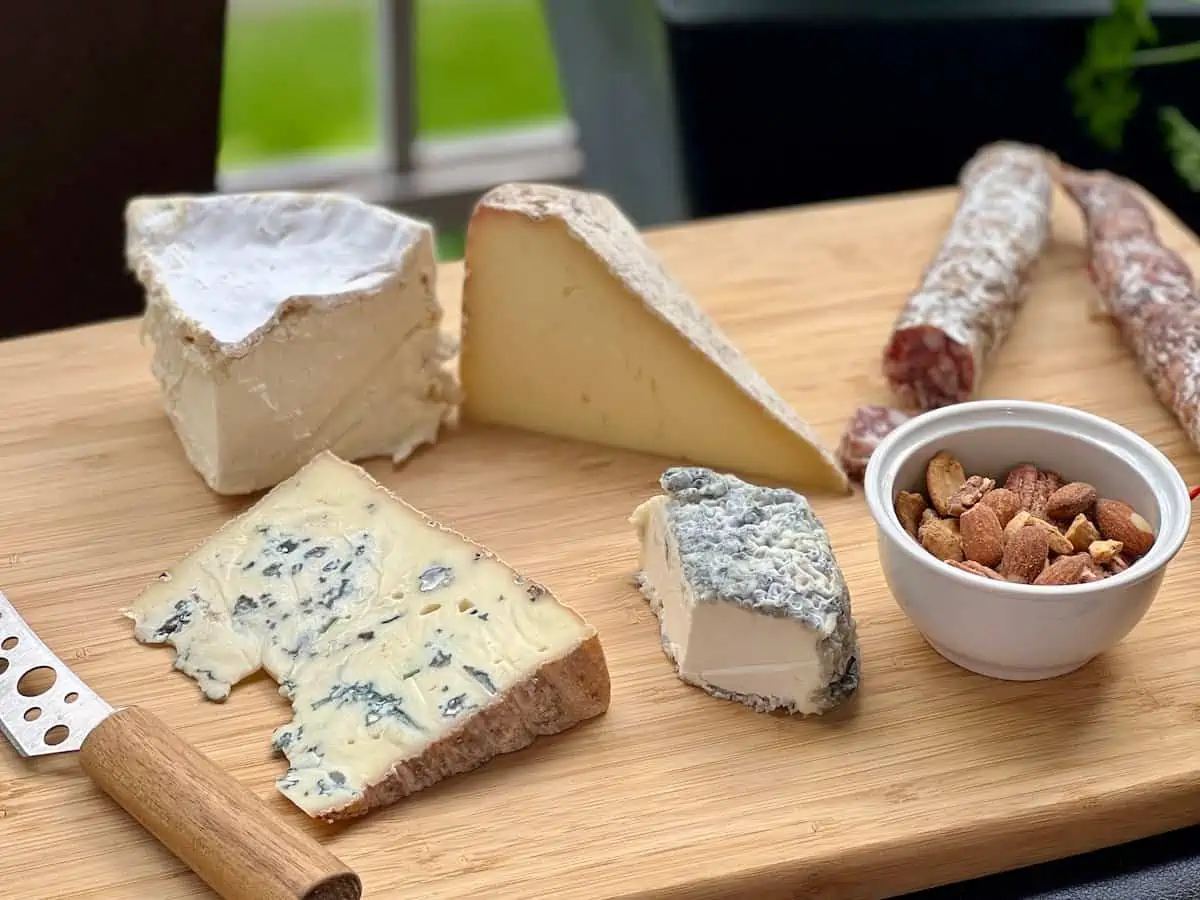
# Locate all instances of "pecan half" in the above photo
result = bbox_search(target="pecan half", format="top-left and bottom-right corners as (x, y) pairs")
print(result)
(946, 475), (996, 516)
(1004, 463), (1064, 519)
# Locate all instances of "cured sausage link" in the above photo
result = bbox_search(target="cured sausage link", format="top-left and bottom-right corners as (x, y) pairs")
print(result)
(882, 143), (1054, 411)
(837, 404), (912, 482)
(1058, 166), (1200, 343)
(1058, 165), (1200, 451)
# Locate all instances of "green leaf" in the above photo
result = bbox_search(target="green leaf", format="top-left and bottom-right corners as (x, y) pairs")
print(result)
(1068, 65), (1142, 150)
(1117, 0), (1158, 41)
(1067, 0), (1157, 150)
(1161, 106), (1200, 190)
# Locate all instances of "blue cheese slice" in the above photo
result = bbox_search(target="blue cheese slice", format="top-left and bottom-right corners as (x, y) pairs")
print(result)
(630, 467), (859, 715)
(125, 451), (610, 821)
(126, 192), (461, 496)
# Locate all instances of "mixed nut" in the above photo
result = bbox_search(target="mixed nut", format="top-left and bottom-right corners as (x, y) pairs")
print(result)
(894, 450), (1157, 585)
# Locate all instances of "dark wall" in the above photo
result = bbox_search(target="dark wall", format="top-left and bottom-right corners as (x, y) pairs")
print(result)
(666, 14), (1200, 231)
(0, 2), (227, 339)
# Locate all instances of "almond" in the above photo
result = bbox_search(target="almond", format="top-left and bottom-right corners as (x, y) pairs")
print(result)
(947, 559), (1004, 580)
(1094, 499), (1156, 557)
(1033, 553), (1092, 586)
(1088, 539), (1124, 564)
(1043, 482), (1097, 520)
(999, 524), (1050, 584)
(918, 509), (963, 562)
(979, 487), (1022, 527)
(1064, 514), (1101, 551)
(946, 475), (996, 516)
(959, 503), (1004, 568)
(1003, 509), (1034, 543)
(926, 451), (966, 516)
(894, 490), (927, 538)
(1003, 510), (1072, 555)
(1004, 463), (1064, 519)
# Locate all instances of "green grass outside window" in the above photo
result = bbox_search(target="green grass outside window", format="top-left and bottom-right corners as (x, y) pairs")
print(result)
(219, 0), (566, 167)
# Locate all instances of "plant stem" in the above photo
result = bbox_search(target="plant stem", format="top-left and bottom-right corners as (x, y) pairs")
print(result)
(1128, 40), (1200, 68)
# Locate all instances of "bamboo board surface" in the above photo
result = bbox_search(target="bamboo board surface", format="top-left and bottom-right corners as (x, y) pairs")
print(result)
(2, 185), (1200, 900)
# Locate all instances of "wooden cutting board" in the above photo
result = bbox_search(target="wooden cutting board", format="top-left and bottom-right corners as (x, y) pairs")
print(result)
(2, 184), (1200, 900)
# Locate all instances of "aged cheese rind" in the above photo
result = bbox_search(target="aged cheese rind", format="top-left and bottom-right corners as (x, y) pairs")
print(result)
(459, 182), (849, 494)
(630, 467), (859, 714)
(126, 192), (461, 495)
(125, 451), (610, 821)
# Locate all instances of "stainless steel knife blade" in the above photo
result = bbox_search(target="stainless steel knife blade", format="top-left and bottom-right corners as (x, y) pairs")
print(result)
(0, 590), (113, 755)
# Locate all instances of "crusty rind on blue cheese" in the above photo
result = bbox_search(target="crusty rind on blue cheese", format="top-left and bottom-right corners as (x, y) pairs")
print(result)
(125, 191), (461, 496)
(630, 467), (859, 715)
(124, 450), (610, 822)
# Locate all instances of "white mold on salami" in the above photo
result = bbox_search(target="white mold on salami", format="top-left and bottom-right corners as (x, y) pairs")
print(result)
(882, 142), (1054, 411)
(1059, 165), (1200, 451)
(1059, 167), (1200, 342)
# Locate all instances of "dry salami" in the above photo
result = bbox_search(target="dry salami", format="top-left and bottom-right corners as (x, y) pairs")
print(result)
(882, 142), (1054, 411)
(1058, 165), (1200, 450)
(1059, 166), (1200, 338)
(837, 404), (912, 482)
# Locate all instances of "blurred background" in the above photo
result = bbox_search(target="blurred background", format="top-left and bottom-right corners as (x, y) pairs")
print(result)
(219, 0), (573, 261)
(3, 0), (1199, 337)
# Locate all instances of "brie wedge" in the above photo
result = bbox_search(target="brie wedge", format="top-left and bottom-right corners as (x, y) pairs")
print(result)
(126, 192), (460, 495)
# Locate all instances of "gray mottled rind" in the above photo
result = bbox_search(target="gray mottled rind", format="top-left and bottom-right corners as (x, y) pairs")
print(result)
(659, 467), (850, 621)
(645, 466), (860, 713)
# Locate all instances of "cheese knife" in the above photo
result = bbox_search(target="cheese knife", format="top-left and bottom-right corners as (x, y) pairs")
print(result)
(0, 590), (362, 900)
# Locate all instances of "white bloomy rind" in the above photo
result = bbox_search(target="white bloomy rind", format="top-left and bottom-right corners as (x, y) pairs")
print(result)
(126, 192), (461, 495)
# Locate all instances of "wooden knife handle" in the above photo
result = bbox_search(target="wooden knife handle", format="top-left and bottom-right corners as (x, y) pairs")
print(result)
(77, 706), (362, 900)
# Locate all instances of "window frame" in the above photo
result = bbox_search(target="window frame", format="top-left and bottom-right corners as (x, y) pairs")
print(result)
(215, 0), (582, 232)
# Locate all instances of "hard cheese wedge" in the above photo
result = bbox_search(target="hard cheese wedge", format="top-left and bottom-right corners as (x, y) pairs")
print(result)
(631, 467), (859, 715)
(459, 183), (849, 494)
(126, 451), (610, 821)
(126, 192), (461, 496)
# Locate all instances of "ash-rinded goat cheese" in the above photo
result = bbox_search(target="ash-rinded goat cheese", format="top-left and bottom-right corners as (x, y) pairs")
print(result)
(630, 467), (860, 715)
(126, 192), (461, 496)
(126, 451), (610, 822)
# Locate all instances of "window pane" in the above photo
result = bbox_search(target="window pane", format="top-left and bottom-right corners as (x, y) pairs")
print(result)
(416, 0), (566, 137)
(220, 0), (381, 168)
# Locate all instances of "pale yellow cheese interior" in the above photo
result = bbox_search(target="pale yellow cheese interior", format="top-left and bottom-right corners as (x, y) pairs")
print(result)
(128, 451), (596, 817)
(460, 205), (847, 492)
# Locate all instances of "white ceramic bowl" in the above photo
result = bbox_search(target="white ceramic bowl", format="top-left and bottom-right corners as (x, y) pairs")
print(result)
(864, 400), (1192, 681)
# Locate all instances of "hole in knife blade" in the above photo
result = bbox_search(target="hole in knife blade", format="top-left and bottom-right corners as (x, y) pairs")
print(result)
(64, 692), (78, 704)
(24, 707), (40, 721)
(43, 725), (68, 746)
(17, 666), (56, 697)
(0, 636), (15, 650)
(0, 658), (7, 676)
